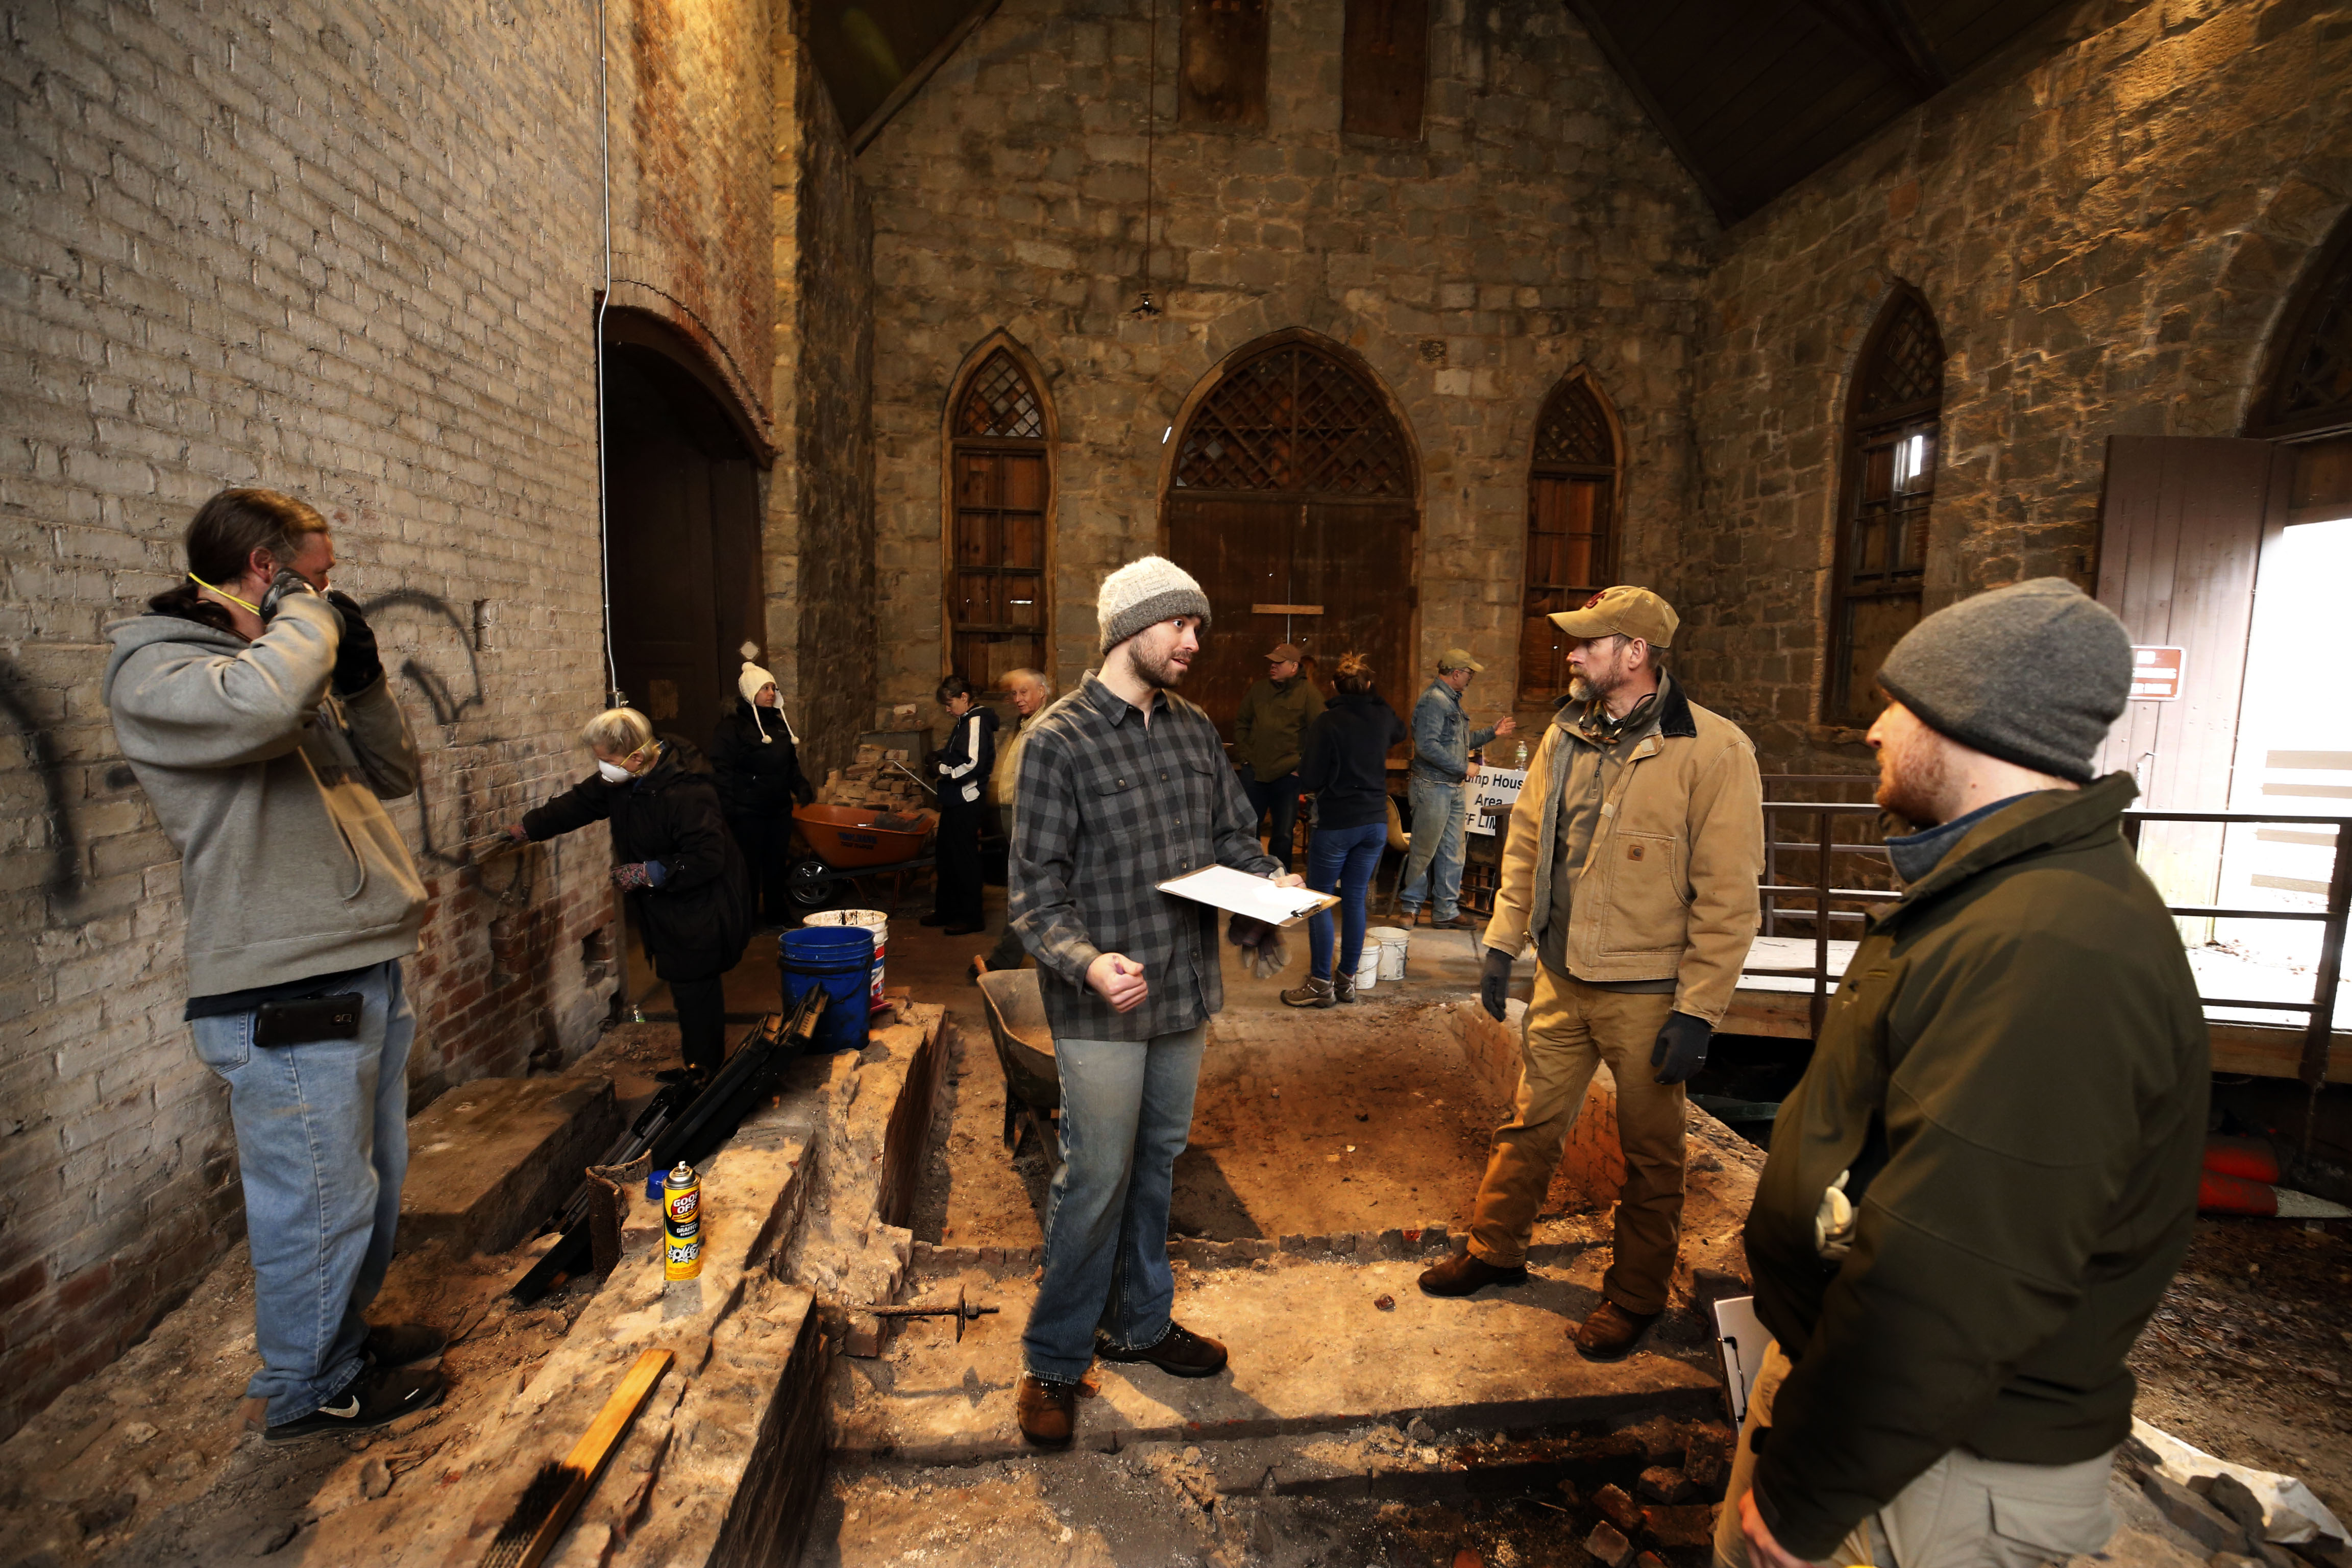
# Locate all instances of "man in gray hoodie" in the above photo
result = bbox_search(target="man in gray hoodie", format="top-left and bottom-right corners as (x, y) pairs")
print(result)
(103, 488), (444, 1440)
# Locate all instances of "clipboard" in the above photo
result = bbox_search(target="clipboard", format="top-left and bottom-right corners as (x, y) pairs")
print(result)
(1155, 865), (1340, 928)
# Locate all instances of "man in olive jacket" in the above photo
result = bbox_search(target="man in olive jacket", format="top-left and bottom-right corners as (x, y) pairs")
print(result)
(1425, 587), (1763, 1362)
(1233, 641), (1325, 872)
(1724, 579), (2207, 1568)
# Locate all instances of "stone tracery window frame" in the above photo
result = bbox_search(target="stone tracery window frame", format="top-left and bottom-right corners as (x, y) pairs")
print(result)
(1826, 284), (1946, 729)
(2248, 210), (2352, 442)
(942, 336), (1054, 689)
(1517, 370), (1622, 709)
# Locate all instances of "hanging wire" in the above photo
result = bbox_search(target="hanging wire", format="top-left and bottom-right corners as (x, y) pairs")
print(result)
(1130, 0), (1163, 318)
(593, 0), (624, 709)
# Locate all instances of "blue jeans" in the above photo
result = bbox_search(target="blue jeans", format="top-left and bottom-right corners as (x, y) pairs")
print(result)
(190, 960), (412, 1424)
(1022, 1023), (1209, 1382)
(1307, 820), (1389, 981)
(1399, 775), (1467, 920)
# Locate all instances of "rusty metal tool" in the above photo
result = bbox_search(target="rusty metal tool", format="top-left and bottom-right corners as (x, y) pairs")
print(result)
(859, 1284), (999, 1341)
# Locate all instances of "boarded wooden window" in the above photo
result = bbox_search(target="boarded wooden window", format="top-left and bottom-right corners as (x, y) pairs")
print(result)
(948, 348), (1049, 688)
(1166, 333), (1417, 733)
(1827, 288), (1945, 727)
(1180, 0), (1268, 128)
(1342, 0), (1427, 139)
(1518, 375), (1618, 707)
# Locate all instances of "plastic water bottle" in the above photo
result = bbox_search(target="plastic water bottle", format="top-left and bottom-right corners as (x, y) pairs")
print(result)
(1513, 739), (1529, 770)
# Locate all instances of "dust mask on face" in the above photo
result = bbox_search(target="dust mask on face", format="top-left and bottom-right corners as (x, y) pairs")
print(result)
(597, 758), (632, 784)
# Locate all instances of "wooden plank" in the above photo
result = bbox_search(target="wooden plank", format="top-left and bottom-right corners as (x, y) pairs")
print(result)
(1341, 0), (1429, 140)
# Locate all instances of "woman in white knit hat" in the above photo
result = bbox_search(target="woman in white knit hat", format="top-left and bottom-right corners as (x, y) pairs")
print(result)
(710, 657), (813, 927)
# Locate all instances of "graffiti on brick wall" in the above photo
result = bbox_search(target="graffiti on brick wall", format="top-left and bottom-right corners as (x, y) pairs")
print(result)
(0, 655), (79, 897)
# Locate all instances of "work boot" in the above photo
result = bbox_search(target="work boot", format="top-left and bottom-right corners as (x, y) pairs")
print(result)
(1416, 1248), (1529, 1297)
(1573, 1299), (1660, 1361)
(1096, 1321), (1228, 1378)
(1281, 975), (1335, 1009)
(1333, 970), (1357, 1004)
(364, 1322), (447, 1371)
(1015, 1374), (1076, 1448)
(1427, 913), (1475, 931)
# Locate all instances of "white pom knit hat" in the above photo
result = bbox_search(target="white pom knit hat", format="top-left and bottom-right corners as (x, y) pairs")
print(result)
(736, 653), (799, 745)
(1095, 556), (1211, 654)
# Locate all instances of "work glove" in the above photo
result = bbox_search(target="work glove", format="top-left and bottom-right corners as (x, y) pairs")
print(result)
(1227, 914), (1289, 981)
(1479, 946), (1513, 1021)
(259, 567), (318, 621)
(1650, 1011), (1712, 1085)
(323, 589), (382, 694)
(611, 862), (655, 891)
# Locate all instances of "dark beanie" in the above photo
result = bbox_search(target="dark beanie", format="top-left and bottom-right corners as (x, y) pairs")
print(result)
(1875, 578), (2130, 783)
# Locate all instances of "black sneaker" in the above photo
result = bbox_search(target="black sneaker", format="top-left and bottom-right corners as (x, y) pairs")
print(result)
(364, 1321), (448, 1370)
(263, 1366), (445, 1442)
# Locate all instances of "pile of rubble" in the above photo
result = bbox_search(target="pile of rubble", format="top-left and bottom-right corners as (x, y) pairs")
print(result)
(819, 743), (928, 811)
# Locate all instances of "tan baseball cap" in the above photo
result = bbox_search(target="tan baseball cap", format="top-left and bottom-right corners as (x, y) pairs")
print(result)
(1437, 648), (1484, 673)
(1267, 642), (1304, 662)
(1547, 585), (1678, 649)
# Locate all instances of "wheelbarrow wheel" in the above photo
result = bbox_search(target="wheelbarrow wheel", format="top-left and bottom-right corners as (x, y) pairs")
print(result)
(786, 859), (835, 910)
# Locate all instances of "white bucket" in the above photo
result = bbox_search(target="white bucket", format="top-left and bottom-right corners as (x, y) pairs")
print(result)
(1353, 941), (1381, 993)
(803, 908), (887, 1008)
(1369, 925), (1410, 982)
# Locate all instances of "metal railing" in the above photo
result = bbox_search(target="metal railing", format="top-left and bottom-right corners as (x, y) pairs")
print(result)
(1749, 785), (2352, 1089)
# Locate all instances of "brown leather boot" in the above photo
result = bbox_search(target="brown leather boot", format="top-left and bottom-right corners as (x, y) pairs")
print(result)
(1015, 1374), (1076, 1447)
(1573, 1298), (1660, 1361)
(1416, 1248), (1529, 1296)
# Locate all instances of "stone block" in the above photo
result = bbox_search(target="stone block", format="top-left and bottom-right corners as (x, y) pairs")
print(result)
(1585, 1520), (1634, 1567)
(399, 1076), (619, 1256)
(1594, 1481), (1642, 1531)
(1637, 1464), (1695, 1503)
(2141, 1469), (2251, 1555)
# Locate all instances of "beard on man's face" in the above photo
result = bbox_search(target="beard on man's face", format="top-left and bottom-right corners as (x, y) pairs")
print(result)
(1874, 727), (1950, 829)
(1134, 634), (1191, 690)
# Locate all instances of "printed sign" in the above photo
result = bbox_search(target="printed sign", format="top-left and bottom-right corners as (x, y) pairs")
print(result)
(1465, 767), (1527, 837)
(2129, 645), (2185, 701)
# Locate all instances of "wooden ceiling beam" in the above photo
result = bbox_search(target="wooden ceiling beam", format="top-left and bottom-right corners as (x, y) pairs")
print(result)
(1561, 0), (1745, 222)
(1791, 0), (1948, 101)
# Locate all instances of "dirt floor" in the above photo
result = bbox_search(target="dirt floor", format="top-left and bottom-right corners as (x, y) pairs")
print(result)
(2127, 1213), (2352, 1528)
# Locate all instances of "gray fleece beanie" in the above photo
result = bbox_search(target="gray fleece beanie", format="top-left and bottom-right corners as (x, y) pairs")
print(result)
(1876, 577), (2131, 784)
(1096, 555), (1212, 654)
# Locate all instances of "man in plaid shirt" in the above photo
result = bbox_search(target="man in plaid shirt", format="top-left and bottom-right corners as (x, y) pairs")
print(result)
(1008, 555), (1303, 1448)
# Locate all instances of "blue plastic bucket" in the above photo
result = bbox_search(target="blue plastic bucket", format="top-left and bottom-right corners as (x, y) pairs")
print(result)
(780, 925), (874, 1052)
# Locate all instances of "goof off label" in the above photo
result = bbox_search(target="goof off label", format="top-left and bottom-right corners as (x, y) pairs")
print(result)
(665, 1232), (703, 1280)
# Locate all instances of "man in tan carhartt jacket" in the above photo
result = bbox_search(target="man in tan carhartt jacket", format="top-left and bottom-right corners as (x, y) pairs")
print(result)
(1418, 586), (1762, 1360)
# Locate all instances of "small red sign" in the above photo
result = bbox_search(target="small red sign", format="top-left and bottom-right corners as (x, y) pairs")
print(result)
(2129, 645), (2184, 701)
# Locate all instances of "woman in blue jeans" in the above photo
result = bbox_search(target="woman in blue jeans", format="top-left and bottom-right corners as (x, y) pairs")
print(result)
(1284, 652), (1406, 1007)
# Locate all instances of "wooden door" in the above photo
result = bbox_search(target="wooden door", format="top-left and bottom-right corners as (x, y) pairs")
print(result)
(2093, 435), (2292, 923)
(1301, 500), (1416, 709)
(1166, 495), (1298, 732)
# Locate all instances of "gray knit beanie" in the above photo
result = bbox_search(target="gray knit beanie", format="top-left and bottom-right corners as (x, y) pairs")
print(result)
(1876, 577), (2130, 783)
(1096, 555), (1212, 654)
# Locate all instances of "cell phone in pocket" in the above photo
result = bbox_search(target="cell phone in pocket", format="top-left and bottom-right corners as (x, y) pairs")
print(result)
(252, 993), (365, 1047)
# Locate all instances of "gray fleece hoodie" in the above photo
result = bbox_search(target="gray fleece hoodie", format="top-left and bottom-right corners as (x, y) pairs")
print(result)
(102, 593), (428, 996)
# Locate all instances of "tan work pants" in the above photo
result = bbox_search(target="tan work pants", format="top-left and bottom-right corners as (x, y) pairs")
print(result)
(1712, 1340), (2117, 1567)
(1466, 965), (1683, 1315)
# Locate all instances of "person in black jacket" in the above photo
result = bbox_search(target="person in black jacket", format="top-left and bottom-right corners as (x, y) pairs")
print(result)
(1284, 652), (1406, 1008)
(925, 675), (996, 935)
(711, 659), (814, 927)
(506, 707), (750, 1084)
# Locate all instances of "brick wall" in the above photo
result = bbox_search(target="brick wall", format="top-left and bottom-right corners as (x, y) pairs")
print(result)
(1679, 0), (2352, 768)
(0, 0), (797, 1440)
(769, 6), (877, 783)
(857, 0), (1714, 724)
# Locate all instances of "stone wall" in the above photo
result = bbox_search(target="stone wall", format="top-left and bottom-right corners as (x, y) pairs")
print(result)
(769, 6), (877, 782)
(0, 0), (788, 1440)
(858, 0), (1714, 724)
(1680, 0), (2352, 768)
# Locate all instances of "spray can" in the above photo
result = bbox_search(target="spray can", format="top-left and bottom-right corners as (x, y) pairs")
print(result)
(663, 1160), (703, 1280)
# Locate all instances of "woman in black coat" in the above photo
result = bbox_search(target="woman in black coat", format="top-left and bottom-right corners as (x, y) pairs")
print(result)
(508, 707), (750, 1084)
(710, 660), (814, 926)
(924, 675), (996, 935)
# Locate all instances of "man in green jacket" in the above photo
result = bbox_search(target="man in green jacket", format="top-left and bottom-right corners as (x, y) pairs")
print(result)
(1724, 579), (2208, 1567)
(1233, 641), (1324, 872)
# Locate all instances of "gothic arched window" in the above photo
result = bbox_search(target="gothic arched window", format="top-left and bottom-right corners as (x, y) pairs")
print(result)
(1518, 374), (1619, 707)
(1828, 286), (1945, 726)
(946, 345), (1050, 687)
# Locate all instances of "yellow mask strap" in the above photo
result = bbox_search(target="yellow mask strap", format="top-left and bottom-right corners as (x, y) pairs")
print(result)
(187, 572), (261, 616)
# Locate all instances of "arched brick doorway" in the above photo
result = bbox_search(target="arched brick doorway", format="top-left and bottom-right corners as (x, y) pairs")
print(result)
(1162, 331), (1420, 734)
(602, 310), (769, 751)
